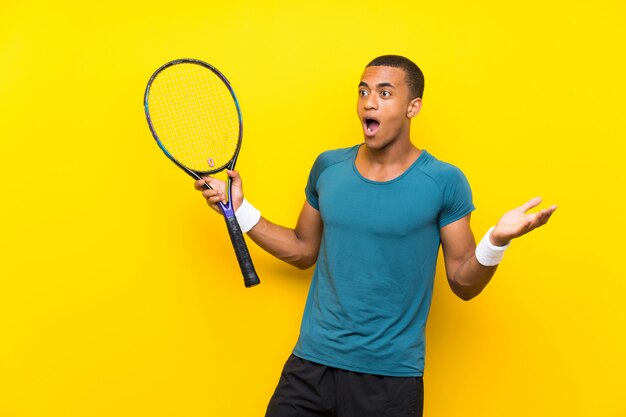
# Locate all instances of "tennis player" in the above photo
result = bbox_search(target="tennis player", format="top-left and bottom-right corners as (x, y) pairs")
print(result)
(196, 55), (556, 417)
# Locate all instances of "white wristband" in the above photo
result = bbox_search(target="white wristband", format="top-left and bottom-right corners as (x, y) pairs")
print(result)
(234, 198), (261, 233)
(475, 226), (510, 266)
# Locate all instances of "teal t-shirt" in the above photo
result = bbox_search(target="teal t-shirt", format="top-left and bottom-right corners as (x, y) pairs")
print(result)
(292, 145), (475, 377)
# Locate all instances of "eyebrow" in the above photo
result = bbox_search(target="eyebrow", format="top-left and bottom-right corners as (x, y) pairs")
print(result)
(358, 81), (396, 89)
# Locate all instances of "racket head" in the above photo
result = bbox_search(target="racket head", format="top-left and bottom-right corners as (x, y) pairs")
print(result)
(144, 59), (243, 175)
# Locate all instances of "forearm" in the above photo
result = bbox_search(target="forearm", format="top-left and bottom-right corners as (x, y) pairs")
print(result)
(441, 218), (508, 301)
(448, 256), (498, 301)
(196, 173), (323, 269)
(247, 217), (318, 269)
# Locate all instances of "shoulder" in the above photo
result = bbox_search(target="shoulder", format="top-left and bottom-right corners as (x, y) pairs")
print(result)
(419, 152), (475, 226)
(417, 151), (470, 189)
(313, 145), (358, 169)
(308, 145), (359, 178)
(305, 145), (359, 208)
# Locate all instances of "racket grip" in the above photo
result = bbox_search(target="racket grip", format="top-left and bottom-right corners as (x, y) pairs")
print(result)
(224, 216), (261, 288)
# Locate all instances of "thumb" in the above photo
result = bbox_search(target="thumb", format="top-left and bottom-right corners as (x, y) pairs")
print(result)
(226, 169), (245, 211)
(519, 196), (542, 213)
(226, 169), (242, 188)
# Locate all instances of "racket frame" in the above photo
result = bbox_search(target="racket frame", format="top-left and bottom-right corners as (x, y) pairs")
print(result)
(144, 58), (260, 287)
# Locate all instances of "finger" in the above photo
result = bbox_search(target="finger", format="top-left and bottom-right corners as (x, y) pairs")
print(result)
(519, 196), (543, 213)
(531, 208), (554, 229)
(205, 175), (223, 189)
(539, 209), (556, 226)
(202, 188), (223, 199)
(202, 189), (225, 201)
(532, 211), (548, 228)
(524, 215), (536, 231)
(194, 179), (209, 190)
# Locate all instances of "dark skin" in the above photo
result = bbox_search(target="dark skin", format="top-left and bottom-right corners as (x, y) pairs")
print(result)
(196, 65), (557, 300)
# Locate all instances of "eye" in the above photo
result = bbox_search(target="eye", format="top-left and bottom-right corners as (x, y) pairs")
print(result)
(380, 90), (391, 98)
(359, 89), (369, 97)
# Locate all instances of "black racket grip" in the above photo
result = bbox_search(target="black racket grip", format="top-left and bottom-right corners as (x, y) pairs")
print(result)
(224, 216), (261, 287)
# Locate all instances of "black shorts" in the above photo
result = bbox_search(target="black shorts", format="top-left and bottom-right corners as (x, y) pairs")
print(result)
(265, 354), (424, 417)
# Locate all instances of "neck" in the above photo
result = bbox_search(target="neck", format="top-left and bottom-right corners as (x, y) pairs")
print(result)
(362, 137), (420, 166)
(355, 136), (422, 182)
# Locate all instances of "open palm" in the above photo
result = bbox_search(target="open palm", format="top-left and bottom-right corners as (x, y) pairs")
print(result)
(491, 197), (557, 246)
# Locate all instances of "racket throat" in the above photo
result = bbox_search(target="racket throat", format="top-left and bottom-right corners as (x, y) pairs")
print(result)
(219, 188), (236, 218)
(220, 203), (236, 218)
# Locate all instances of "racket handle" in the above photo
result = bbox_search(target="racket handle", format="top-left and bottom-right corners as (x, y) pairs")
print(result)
(224, 216), (261, 288)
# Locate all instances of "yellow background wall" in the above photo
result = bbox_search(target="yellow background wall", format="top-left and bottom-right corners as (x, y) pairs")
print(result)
(1, 1), (625, 416)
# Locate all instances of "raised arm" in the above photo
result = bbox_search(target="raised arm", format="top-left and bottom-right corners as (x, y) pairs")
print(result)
(440, 197), (557, 301)
(195, 170), (323, 270)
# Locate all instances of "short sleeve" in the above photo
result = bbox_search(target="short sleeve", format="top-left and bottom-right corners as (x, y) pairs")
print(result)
(437, 166), (475, 228)
(304, 146), (360, 211)
(305, 154), (324, 210)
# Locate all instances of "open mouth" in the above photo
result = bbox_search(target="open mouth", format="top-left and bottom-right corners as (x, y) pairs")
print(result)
(364, 118), (380, 136)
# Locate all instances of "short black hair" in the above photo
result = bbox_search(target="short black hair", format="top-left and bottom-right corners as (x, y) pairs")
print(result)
(366, 55), (425, 99)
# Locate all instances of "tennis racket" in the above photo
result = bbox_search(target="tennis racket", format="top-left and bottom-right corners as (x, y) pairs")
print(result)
(144, 58), (260, 288)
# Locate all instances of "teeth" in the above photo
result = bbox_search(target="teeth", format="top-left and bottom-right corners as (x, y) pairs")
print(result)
(365, 119), (377, 133)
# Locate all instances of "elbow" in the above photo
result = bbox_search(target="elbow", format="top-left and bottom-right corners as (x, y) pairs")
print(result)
(286, 241), (319, 270)
(268, 232), (320, 269)
(456, 291), (478, 301)
(292, 254), (318, 270)
(282, 249), (318, 270)
(449, 280), (483, 301)
(294, 262), (314, 270)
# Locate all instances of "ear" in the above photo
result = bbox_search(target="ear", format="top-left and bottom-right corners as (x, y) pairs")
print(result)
(407, 97), (422, 119)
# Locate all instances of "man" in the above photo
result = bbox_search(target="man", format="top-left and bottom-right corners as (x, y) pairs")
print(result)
(195, 55), (556, 417)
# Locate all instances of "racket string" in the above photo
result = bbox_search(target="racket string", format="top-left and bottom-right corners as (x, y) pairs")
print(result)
(148, 62), (240, 172)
